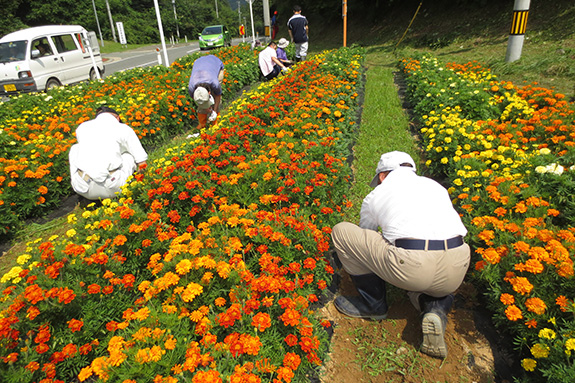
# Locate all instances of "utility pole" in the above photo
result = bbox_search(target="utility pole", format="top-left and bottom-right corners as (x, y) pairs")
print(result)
(105, 0), (117, 42)
(506, 0), (530, 62)
(153, 0), (170, 66)
(91, 0), (104, 46)
(172, 0), (180, 39)
(238, 1), (241, 25)
(262, 0), (270, 38)
(343, 0), (348, 47)
(215, 0), (219, 19)
(247, 0), (256, 45)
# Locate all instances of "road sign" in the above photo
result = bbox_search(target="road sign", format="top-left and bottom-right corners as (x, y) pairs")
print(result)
(239, 24), (245, 36)
(116, 21), (127, 45)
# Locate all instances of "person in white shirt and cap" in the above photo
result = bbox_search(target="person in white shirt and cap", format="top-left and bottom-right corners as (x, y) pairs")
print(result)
(259, 41), (289, 81)
(330, 151), (470, 359)
(187, 55), (225, 128)
(68, 106), (148, 200)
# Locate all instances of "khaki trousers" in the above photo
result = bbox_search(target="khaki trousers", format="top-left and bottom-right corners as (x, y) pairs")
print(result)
(332, 222), (470, 298)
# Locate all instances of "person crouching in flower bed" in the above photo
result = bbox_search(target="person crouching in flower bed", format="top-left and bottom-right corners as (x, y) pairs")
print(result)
(187, 54), (225, 129)
(330, 151), (470, 359)
(68, 106), (148, 200)
(259, 41), (289, 81)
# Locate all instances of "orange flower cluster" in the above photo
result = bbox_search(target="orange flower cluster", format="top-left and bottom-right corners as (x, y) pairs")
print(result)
(0, 46), (261, 239)
(400, 54), (575, 377)
(0, 47), (364, 382)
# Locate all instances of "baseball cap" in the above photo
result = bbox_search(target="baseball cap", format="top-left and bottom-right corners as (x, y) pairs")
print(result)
(278, 38), (289, 49)
(193, 86), (214, 113)
(369, 151), (416, 187)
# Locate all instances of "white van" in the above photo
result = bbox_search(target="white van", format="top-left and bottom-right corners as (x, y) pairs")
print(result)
(0, 25), (105, 96)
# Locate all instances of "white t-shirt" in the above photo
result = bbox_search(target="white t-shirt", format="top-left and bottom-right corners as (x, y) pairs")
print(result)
(359, 168), (467, 244)
(258, 46), (277, 77)
(69, 113), (148, 184)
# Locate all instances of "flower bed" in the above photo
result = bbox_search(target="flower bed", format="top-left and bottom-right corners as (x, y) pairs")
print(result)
(399, 54), (575, 382)
(0, 45), (260, 239)
(0, 47), (365, 383)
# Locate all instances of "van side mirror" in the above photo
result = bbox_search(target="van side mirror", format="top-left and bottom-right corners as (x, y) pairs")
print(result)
(31, 49), (41, 59)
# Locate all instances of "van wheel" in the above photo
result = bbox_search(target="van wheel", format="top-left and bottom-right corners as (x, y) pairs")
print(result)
(89, 68), (101, 81)
(45, 78), (61, 91)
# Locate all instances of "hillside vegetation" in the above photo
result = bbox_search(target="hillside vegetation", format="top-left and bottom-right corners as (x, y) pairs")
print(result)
(309, 0), (575, 99)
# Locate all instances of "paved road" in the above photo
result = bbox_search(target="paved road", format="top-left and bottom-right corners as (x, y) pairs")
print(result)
(102, 37), (249, 77)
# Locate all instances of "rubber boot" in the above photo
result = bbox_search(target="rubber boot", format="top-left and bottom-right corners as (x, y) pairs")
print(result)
(420, 294), (453, 358)
(334, 273), (388, 320)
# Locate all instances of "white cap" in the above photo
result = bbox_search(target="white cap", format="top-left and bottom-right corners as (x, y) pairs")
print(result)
(193, 86), (214, 112)
(369, 151), (416, 187)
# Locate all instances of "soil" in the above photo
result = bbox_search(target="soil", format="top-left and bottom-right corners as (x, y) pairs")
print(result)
(317, 270), (519, 383)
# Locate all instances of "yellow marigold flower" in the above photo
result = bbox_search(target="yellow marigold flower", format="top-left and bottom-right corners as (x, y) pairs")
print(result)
(68, 213), (77, 224)
(66, 229), (77, 237)
(17, 254), (31, 265)
(531, 343), (550, 359)
(565, 338), (575, 351)
(521, 358), (536, 372)
(538, 328), (556, 340)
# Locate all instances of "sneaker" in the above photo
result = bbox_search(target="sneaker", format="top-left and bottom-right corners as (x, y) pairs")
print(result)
(334, 295), (388, 321)
(208, 110), (217, 122)
(421, 312), (447, 358)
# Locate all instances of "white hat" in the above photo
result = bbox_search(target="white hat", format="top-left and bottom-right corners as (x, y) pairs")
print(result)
(193, 86), (214, 112)
(369, 151), (416, 187)
(278, 38), (289, 49)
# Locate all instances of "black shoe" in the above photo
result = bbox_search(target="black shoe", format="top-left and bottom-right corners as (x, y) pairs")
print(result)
(334, 273), (388, 320)
(420, 294), (453, 358)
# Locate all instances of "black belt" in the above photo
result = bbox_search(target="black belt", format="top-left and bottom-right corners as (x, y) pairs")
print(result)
(395, 236), (464, 251)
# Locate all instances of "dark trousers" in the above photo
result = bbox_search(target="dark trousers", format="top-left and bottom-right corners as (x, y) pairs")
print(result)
(264, 65), (281, 81)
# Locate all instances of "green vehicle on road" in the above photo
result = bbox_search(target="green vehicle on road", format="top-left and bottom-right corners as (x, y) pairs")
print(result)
(198, 25), (231, 50)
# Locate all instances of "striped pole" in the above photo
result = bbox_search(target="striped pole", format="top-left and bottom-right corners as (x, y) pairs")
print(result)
(505, 0), (530, 62)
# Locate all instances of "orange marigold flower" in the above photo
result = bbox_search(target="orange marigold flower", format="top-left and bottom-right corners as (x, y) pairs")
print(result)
(78, 366), (93, 382)
(500, 293), (515, 305)
(35, 343), (49, 354)
(525, 319), (538, 329)
(68, 318), (84, 333)
(510, 276), (534, 295)
(280, 308), (301, 327)
(215, 297), (226, 306)
(525, 297), (547, 315)
(113, 235), (128, 246)
(25, 361), (40, 372)
(556, 295), (570, 312)
(192, 370), (222, 383)
(252, 312), (272, 332)
(284, 334), (298, 346)
(483, 248), (501, 264)
(505, 305), (523, 321)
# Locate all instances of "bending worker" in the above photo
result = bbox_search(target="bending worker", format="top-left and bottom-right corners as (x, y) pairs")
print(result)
(331, 151), (470, 359)
(187, 54), (225, 129)
(69, 106), (148, 200)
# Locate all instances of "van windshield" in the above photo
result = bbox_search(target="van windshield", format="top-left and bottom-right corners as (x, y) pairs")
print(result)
(0, 41), (27, 63)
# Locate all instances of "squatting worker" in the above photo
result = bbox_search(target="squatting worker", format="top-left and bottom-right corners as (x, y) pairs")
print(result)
(258, 41), (288, 81)
(69, 106), (148, 200)
(331, 151), (470, 359)
(187, 55), (225, 129)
